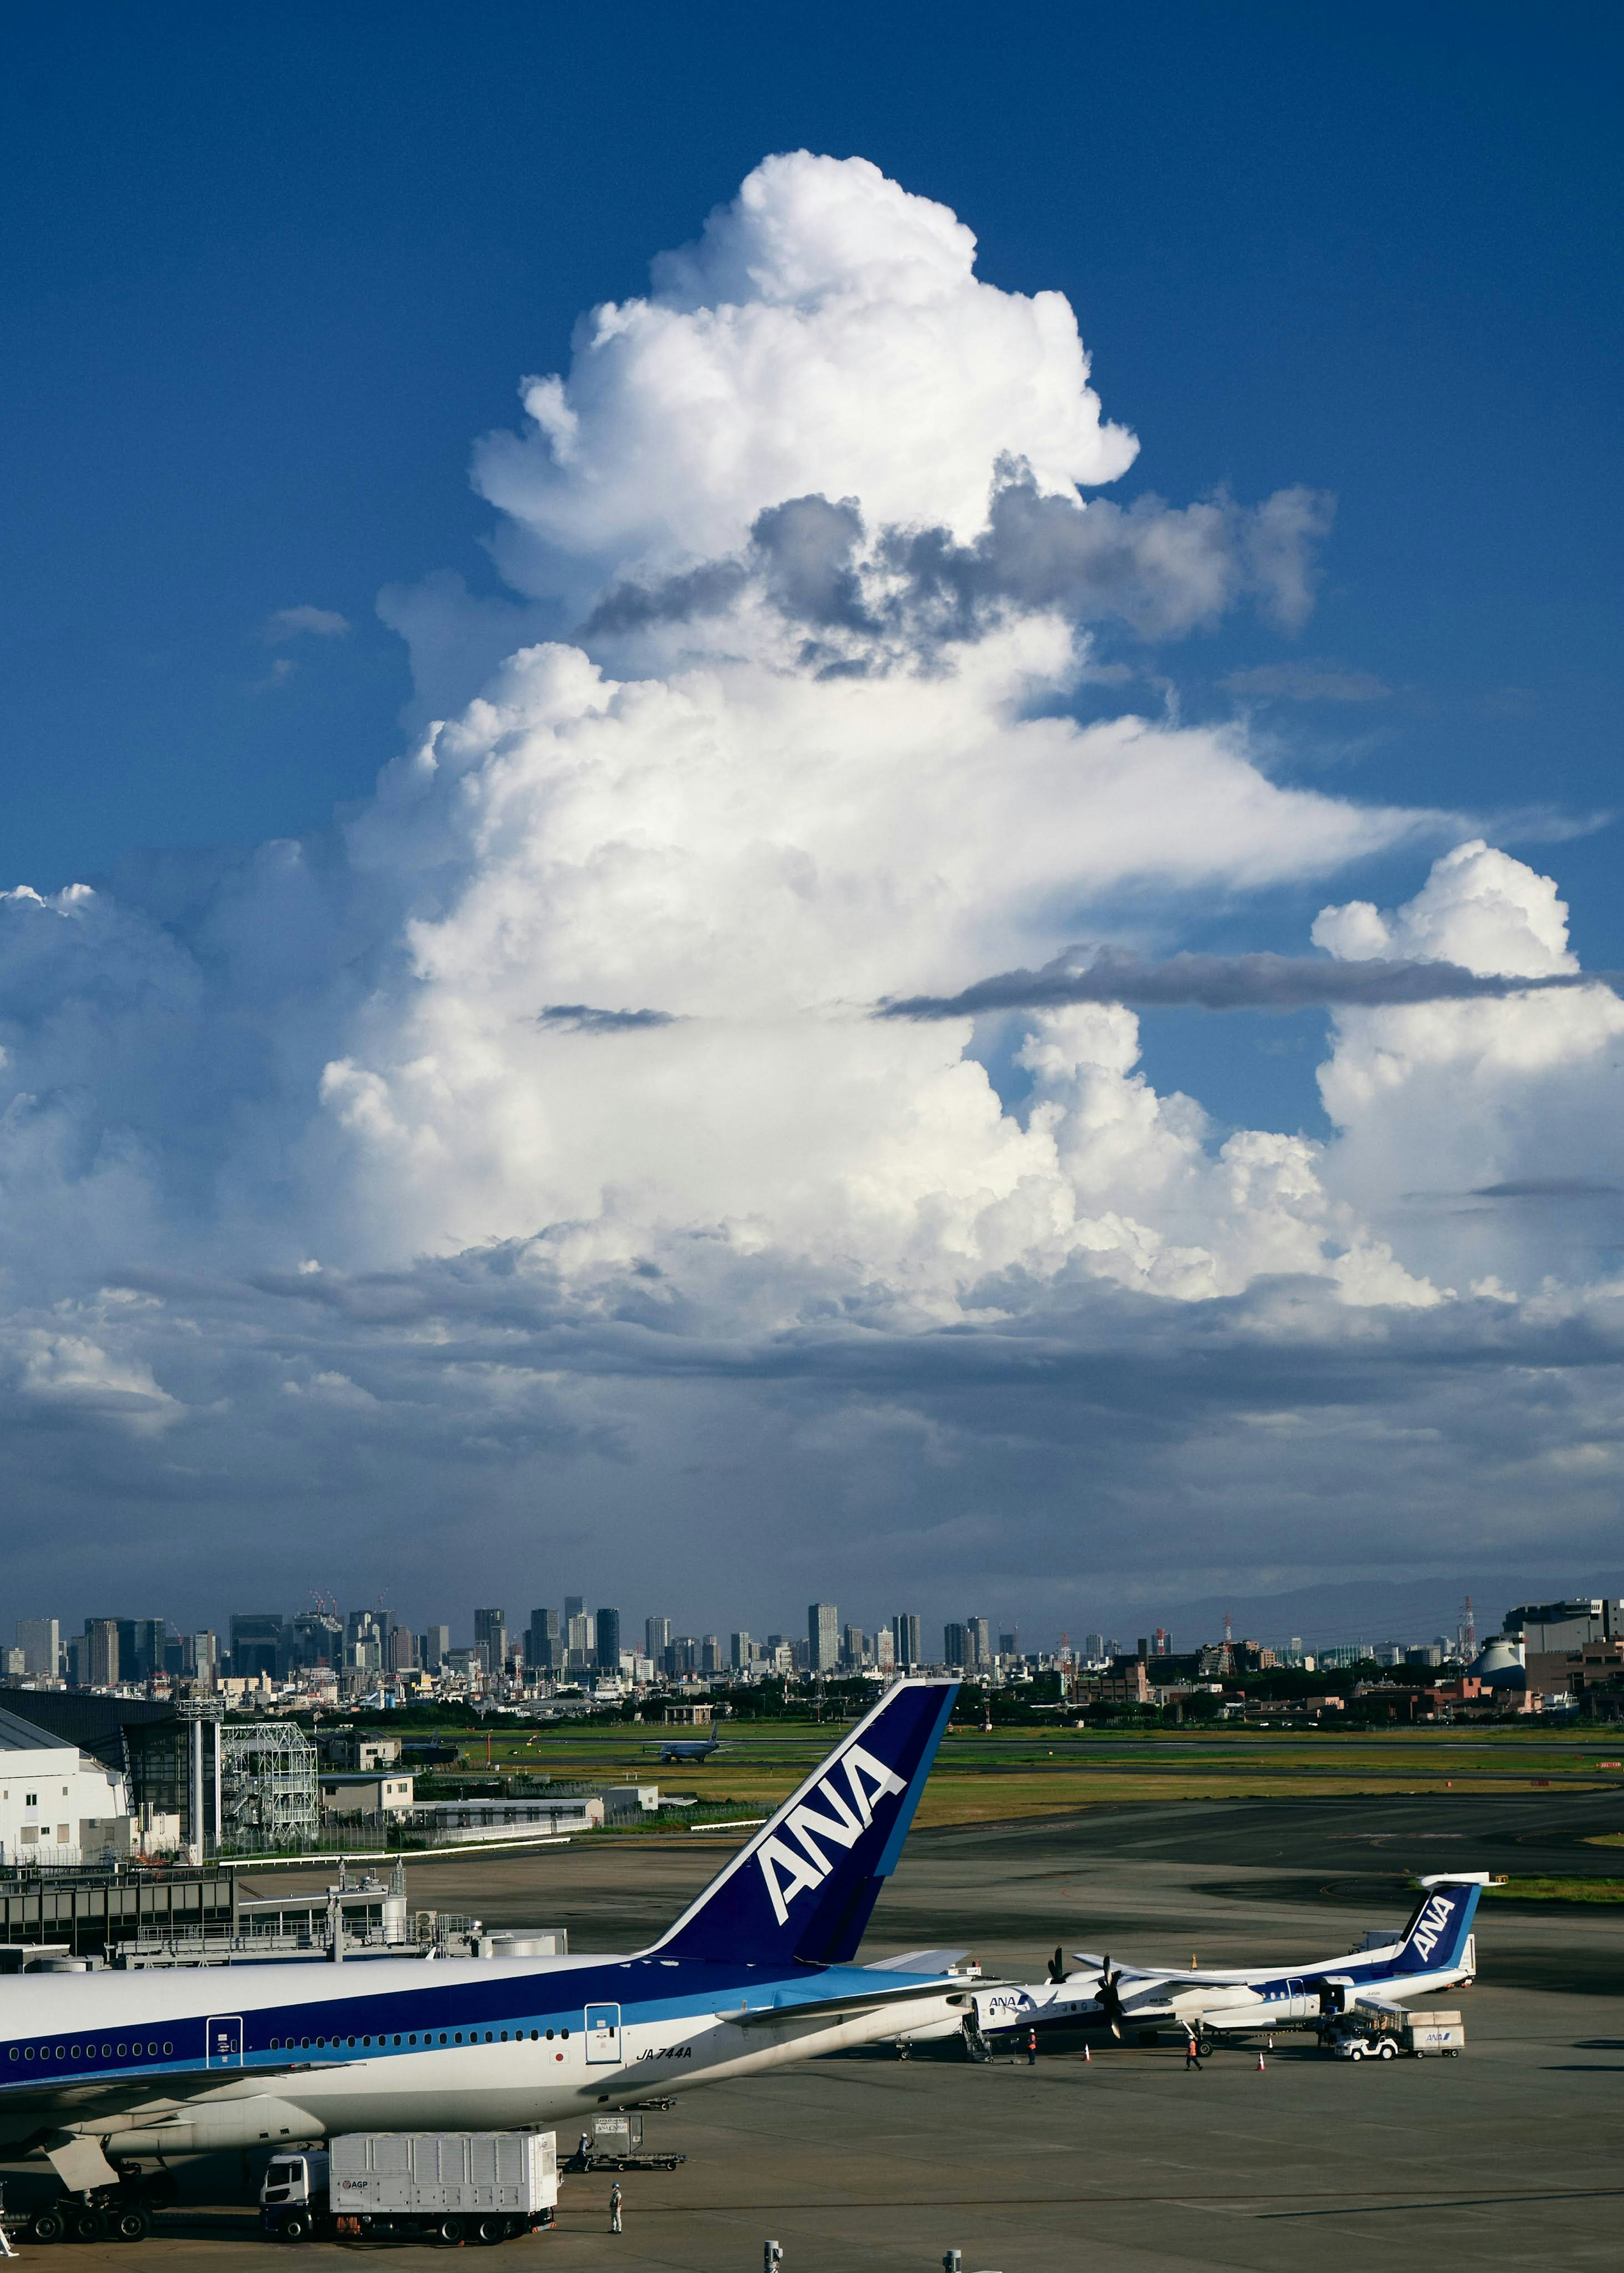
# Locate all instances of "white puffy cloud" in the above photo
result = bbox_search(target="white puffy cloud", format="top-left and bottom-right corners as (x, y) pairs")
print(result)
(1, 154), (1619, 1625)
(474, 153), (1137, 600)
(1314, 844), (1624, 1294)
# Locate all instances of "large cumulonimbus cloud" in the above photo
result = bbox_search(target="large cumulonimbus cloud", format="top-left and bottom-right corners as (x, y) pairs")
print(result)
(3, 153), (1623, 1626)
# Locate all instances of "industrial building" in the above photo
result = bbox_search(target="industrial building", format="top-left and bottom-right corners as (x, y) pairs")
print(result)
(0, 1703), (127, 1867)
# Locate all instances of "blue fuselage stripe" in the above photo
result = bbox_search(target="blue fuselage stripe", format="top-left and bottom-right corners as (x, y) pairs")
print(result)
(0, 1958), (935, 2094)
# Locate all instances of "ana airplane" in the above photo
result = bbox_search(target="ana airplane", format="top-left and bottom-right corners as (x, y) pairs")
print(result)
(0, 1680), (968, 2199)
(648, 1735), (726, 1765)
(961, 1873), (1488, 2055)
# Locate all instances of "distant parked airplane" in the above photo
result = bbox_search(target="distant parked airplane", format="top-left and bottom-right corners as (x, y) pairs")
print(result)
(964, 1873), (1487, 2054)
(0, 1680), (966, 2204)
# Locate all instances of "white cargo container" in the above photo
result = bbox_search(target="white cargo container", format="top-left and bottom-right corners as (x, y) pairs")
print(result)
(261, 2130), (557, 2245)
(1403, 2008), (1465, 2056)
(331, 2129), (557, 2214)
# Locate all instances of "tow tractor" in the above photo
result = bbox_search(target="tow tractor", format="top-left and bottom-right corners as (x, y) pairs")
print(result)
(565, 2114), (686, 2173)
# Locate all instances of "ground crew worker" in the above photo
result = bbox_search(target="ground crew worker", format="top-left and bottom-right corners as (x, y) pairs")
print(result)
(610, 2181), (623, 2234)
(1185, 2034), (1204, 2071)
(1027, 2026), (1038, 2066)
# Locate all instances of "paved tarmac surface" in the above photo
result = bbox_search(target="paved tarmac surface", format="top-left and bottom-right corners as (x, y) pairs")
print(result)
(9, 1789), (1622, 2270)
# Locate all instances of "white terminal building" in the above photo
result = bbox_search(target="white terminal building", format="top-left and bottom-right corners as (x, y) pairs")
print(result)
(0, 1703), (128, 1866)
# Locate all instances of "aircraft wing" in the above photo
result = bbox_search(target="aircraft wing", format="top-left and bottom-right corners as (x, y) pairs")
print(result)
(725, 1977), (982, 2029)
(0, 2059), (311, 2143)
(1071, 1954), (1257, 1988)
(863, 1949), (972, 1974)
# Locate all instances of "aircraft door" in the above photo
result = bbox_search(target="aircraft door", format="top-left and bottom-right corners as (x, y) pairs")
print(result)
(206, 2015), (244, 2067)
(585, 2004), (622, 2064)
(1284, 1977), (1305, 2021)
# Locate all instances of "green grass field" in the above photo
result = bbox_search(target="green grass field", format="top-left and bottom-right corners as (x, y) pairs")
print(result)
(436, 1719), (1624, 1829)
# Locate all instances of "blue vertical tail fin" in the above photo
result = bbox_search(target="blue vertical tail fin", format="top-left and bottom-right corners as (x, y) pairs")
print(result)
(1393, 1875), (1484, 1977)
(645, 1678), (958, 1967)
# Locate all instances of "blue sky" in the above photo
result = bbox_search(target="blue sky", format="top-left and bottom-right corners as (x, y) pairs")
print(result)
(1, 5), (1621, 1638)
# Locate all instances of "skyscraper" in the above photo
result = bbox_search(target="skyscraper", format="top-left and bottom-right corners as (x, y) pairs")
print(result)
(527, 1608), (560, 1670)
(473, 1608), (507, 1676)
(808, 1602), (839, 1674)
(943, 1622), (968, 1671)
(564, 1596), (584, 1621)
(645, 1616), (672, 1660)
(595, 1607), (621, 1673)
(85, 1619), (119, 1688)
(730, 1631), (751, 1670)
(230, 1613), (285, 1681)
(422, 1625), (450, 1673)
(891, 1614), (922, 1669)
(967, 1617), (990, 1670)
(16, 1618), (58, 1679)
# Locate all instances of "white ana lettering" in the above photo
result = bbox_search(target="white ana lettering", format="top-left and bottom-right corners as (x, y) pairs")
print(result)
(786, 1779), (864, 1871)
(842, 1743), (907, 1819)
(1410, 1896), (1451, 1960)
(757, 1834), (828, 1925)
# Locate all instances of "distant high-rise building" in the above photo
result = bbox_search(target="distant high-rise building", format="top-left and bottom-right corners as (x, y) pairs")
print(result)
(842, 1624), (867, 1669)
(388, 1627), (418, 1673)
(188, 1631), (219, 1683)
(875, 1628), (895, 1671)
(474, 1608), (507, 1677)
(1084, 1632), (1105, 1661)
(967, 1618), (990, 1669)
(230, 1613), (285, 1681)
(646, 1616), (672, 1660)
(527, 1609), (560, 1670)
(564, 1596), (584, 1622)
(565, 1610), (591, 1662)
(16, 1618), (59, 1679)
(595, 1607), (621, 1673)
(943, 1623), (968, 1671)
(288, 1611), (342, 1668)
(85, 1619), (119, 1688)
(808, 1603), (839, 1674)
(998, 1631), (1018, 1659)
(421, 1625), (450, 1672)
(891, 1614), (921, 1669)
(730, 1631), (751, 1670)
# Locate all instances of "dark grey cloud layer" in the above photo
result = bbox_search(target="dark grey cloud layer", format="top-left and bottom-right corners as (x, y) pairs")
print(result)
(881, 949), (1617, 1020)
(8, 1239), (1624, 1646)
(537, 1003), (679, 1033)
(583, 469), (1334, 660)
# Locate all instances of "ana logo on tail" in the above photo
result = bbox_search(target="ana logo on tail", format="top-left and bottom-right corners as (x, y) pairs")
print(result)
(757, 1744), (907, 1925)
(1407, 1894), (1454, 1962)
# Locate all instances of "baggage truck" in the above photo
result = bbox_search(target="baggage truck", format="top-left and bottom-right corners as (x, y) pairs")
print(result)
(1324, 2007), (1465, 2061)
(260, 2130), (557, 2245)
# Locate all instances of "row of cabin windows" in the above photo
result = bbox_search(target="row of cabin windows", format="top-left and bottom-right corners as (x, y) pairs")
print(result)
(266, 2026), (570, 2050)
(10, 2042), (171, 2062)
(8, 2024), (577, 2064)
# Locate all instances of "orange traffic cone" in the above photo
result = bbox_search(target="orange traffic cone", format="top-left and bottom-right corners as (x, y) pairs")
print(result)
(1256, 2050), (1266, 2071)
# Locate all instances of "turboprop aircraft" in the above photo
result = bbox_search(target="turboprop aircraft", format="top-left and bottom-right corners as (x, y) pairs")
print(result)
(966, 1872), (1487, 2054)
(0, 1679), (965, 2197)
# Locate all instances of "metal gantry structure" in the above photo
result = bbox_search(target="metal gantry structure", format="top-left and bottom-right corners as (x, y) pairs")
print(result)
(217, 1721), (318, 1851)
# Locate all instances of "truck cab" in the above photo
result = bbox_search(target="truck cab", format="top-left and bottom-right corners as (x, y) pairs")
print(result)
(259, 2151), (330, 2241)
